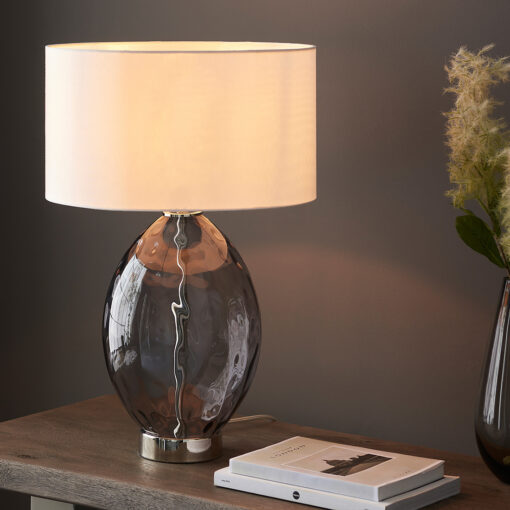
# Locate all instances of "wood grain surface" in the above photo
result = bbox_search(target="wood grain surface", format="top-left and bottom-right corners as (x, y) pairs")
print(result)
(0, 395), (507, 509)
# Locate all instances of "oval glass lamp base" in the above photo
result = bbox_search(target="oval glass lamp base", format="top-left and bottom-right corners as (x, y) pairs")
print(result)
(104, 213), (261, 463)
(139, 431), (222, 463)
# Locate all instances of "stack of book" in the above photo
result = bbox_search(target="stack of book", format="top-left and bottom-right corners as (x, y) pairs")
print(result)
(214, 437), (460, 509)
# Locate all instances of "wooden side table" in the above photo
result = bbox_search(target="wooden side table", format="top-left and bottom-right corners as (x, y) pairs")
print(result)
(0, 395), (508, 509)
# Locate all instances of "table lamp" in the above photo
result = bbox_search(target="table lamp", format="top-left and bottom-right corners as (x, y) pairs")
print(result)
(45, 41), (316, 463)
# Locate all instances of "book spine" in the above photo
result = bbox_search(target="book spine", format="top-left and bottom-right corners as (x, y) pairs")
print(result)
(215, 469), (384, 510)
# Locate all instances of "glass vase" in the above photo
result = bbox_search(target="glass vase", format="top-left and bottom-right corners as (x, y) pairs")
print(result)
(475, 277), (510, 483)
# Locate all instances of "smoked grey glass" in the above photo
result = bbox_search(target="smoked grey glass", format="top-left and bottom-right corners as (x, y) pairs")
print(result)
(475, 277), (510, 483)
(102, 213), (261, 448)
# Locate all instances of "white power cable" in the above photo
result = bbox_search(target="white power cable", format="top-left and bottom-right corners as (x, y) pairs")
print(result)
(228, 414), (276, 424)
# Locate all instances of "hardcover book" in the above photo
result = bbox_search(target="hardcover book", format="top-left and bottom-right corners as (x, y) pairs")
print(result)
(229, 437), (444, 502)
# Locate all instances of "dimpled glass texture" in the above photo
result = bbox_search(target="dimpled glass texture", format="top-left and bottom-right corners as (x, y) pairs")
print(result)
(102, 213), (261, 440)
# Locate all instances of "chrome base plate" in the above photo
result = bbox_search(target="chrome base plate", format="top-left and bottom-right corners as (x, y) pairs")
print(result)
(139, 431), (222, 463)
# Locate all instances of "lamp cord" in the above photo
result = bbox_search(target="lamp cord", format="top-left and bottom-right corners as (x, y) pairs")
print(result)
(228, 414), (276, 424)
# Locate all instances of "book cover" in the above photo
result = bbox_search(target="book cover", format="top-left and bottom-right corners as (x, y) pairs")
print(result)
(214, 468), (460, 510)
(229, 437), (444, 501)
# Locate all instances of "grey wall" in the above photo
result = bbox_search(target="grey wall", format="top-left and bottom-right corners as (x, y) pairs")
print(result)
(3, 0), (510, 505)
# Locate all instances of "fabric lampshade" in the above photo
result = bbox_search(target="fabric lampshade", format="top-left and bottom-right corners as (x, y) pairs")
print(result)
(45, 41), (316, 211)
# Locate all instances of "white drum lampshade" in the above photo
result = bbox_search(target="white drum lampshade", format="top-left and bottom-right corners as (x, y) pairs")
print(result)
(45, 41), (316, 211)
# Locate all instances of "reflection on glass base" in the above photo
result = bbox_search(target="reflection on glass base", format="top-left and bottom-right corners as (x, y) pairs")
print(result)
(139, 430), (222, 463)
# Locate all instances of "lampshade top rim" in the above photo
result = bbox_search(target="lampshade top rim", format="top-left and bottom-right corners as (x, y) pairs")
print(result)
(45, 41), (316, 54)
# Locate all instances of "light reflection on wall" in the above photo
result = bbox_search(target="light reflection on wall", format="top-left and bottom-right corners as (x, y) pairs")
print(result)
(238, 243), (492, 454)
